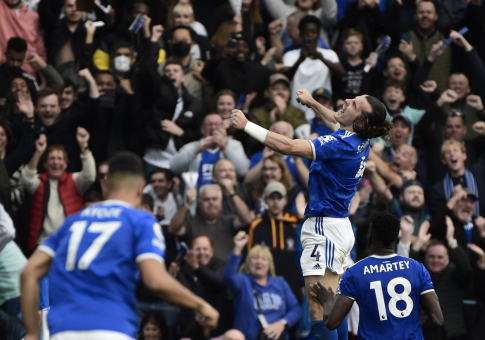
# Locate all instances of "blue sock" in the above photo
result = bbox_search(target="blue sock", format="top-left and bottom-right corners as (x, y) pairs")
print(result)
(336, 316), (348, 340)
(313, 320), (337, 340)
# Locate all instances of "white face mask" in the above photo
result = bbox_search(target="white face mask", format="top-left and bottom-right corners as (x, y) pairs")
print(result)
(113, 56), (131, 73)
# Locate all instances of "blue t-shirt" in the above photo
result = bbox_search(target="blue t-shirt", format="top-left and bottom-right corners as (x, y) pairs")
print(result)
(39, 200), (166, 337)
(249, 152), (309, 188)
(305, 129), (370, 218)
(338, 254), (435, 340)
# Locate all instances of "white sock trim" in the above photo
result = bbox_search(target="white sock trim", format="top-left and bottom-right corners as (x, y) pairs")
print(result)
(244, 121), (269, 143)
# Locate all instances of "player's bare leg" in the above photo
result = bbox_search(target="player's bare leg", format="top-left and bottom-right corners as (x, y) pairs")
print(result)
(305, 272), (340, 322)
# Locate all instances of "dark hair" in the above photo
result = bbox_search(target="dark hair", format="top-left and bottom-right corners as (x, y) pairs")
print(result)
(107, 152), (145, 179)
(110, 41), (134, 58)
(170, 25), (197, 41)
(442, 110), (466, 125)
(96, 71), (116, 82)
(36, 88), (61, 105)
(384, 53), (405, 68)
(149, 168), (174, 182)
(163, 60), (184, 71)
(416, 0), (437, 13)
(138, 311), (167, 340)
(63, 77), (78, 92)
(369, 211), (400, 247)
(83, 188), (104, 205)
(298, 15), (322, 32)
(0, 122), (18, 157)
(384, 79), (407, 94)
(141, 193), (154, 211)
(352, 96), (393, 143)
(7, 37), (27, 53)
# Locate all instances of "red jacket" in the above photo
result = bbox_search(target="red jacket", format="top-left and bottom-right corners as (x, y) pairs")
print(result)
(28, 172), (83, 250)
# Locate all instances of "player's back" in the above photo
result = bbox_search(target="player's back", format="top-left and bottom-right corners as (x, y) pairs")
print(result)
(337, 254), (434, 340)
(306, 130), (370, 218)
(38, 200), (165, 338)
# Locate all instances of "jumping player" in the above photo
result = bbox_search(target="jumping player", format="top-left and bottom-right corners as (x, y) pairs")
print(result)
(21, 152), (219, 340)
(309, 211), (443, 339)
(230, 89), (392, 340)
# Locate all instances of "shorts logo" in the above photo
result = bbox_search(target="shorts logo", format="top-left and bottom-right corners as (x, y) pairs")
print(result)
(312, 263), (322, 270)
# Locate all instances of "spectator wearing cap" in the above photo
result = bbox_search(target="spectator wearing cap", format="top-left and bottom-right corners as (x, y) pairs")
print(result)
(310, 87), (334, 137)
(0, 0), (46, 78)
(282, 15), (343, 121)
(245, 122), (309, 190)
(157, 26), (208, 104)
(247, 181), (303, 301)
(428, 140), (485, 217)
(428, 185), (484, 252)
(247, 73), (309, 150)
(202, 32), (273, 106)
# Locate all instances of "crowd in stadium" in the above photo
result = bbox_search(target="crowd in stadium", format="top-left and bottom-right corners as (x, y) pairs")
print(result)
(0, 0), (485, 339)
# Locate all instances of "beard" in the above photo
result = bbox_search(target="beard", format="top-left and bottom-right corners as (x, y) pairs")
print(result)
(402, 200), (425, 214)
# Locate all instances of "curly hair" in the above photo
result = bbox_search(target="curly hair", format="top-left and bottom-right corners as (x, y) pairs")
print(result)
(352, 96), (393, 144)
(369, 211), (401, 247)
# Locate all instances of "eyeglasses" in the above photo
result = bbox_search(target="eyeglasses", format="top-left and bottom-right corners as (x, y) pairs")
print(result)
(388, 63), (406, 69)
(446, 109), (463, 117)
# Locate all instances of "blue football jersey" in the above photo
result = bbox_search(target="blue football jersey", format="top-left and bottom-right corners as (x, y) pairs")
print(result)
(338, 254), (435, 340)
(38, 200), (166, 338)
(305, 129), (370, 218)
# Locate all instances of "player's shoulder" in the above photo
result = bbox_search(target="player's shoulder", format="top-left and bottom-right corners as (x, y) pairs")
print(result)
(325, 129), (369, 151)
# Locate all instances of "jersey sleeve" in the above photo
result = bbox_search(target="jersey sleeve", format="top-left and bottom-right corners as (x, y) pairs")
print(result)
(310, 134), (342, 161)
(337, 269), (356, 300)
(418, 263), (435, 295)
(134, 214), (166, 264)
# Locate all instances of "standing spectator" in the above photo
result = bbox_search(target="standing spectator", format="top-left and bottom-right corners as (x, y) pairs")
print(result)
(428, 140), (484, 216)
(247, 182), (302, 301)
(143, 169), (183, 226)
(20, 129), (95, 253)
(212, 159), (251, 217)
(144, 60), (205, 173)
(168, 184), (252, 260)
(0, 0), (46, 77)
(248, 73), (309, 145)
(170, 114), (249, 186)
(282, 15), (342, 121)
(223, 231), (301, 340)
(169, 235), (234, 339)
(263, 0), (338, 47)
(423, 237), (473, 340)
(408, 1), (451, 92)
(158, 26), (207, 102)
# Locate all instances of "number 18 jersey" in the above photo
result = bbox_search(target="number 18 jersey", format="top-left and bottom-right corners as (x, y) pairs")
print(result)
(38, 200), (166, 338)
(337, 254), (434, 340)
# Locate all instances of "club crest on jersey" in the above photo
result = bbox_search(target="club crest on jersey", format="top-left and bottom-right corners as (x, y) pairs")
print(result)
(357, 139), (369, 153)
(318, 135), (337, 145)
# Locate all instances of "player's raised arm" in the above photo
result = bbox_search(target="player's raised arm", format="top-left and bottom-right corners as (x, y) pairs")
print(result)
(139, 259), (219, 335)
(230, 110), (314, 160)
(21, 250), (53, 340)
(309, 281), (354, 330)
(295, 89), (340, 132)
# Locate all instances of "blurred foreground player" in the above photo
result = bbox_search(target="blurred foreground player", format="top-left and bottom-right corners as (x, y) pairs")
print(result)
(310, 211), (443, 339)
(20, 152), (219, 340)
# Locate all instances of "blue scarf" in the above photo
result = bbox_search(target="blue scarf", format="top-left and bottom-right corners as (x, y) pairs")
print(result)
(443, 167), (479, 215)
(197, 149), (221, 188)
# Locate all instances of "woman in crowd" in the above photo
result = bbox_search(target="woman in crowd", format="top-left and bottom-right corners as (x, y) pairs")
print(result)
(138, 311), (167, 340)
(222, 231), (301, 340)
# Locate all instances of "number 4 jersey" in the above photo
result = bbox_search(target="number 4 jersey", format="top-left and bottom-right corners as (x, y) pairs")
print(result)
(337, 254), (434, 340)
(38, 200), (166, 338)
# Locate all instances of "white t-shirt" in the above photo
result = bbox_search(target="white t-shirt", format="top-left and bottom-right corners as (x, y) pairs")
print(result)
(283, 47), (340, 121)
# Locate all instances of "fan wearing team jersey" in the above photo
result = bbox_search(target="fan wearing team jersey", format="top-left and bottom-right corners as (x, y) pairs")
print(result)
(230, 89), (392, 340)
(20, 152), (219, 340)
(309, 211), (444, 340)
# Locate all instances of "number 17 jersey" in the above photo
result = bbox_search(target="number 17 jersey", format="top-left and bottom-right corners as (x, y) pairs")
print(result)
(337, 254), (434, 340)
(38, 200), (166, 338)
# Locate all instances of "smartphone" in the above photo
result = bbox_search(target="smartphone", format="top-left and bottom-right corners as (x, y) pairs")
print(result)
(303, 37), (313, 47)
(175, 242), (189, 264)
(401, 32), (411, 44)
(227, 38), (238, 49)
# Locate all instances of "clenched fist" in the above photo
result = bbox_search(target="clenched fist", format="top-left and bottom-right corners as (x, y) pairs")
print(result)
(230, 110), (248, 130)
